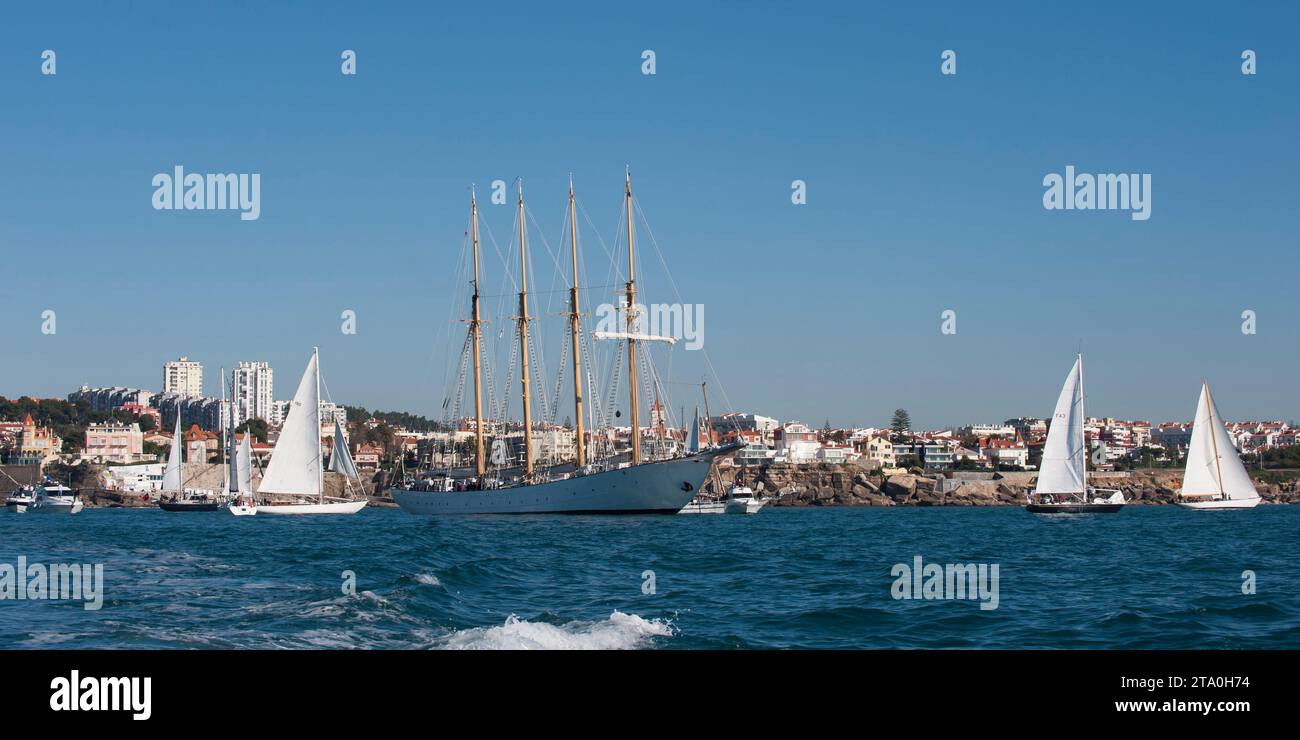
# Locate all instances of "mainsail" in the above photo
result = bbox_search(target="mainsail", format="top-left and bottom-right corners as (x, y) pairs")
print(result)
(258, 351), (322, 496)
(328, 419), (360, 480)
(1034, 355), (1086, 495)
(1181, 383), (1257, 500)
(235, 433), (254, 494)
(163, 415), (183, 492)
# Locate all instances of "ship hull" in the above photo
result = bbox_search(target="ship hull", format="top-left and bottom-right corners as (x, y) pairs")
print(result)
(1025, 503), (1124, 514)
(1175, 496), (1261, 510)
(158, 500), (221, 512)
(391, 448), (731, 515)
(256, 500), (367, 515)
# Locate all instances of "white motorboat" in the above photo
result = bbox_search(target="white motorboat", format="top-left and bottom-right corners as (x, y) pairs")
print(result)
(1175, 383), (1262, 510)
(723, 485), (767, 514)
(6, 483), (84, 514)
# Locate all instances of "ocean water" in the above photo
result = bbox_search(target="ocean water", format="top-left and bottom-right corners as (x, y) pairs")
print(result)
(1, 506), (1296, 649)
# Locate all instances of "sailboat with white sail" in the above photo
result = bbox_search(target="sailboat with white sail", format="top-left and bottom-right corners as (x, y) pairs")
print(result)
(256, 348), (367, 515)
(1025, 354), (1125, 514)
(391, 174), (736, 515)
(1175, 383), (1261, 510)
(157, 413), (221, 512)
(228, 432), (257, 516)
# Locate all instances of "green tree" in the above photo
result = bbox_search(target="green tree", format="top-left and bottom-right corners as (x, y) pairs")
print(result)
(890, 409), (912, 442)
(235, 418), (269, 443)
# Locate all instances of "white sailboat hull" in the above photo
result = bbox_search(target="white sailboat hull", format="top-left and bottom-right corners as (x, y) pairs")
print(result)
(1175, 496), (1262, 510)
(228, 503), (258, 516)
(678, 500), (726, 514)
(392, 449), (728, 515)
(256, 500), (368, 515)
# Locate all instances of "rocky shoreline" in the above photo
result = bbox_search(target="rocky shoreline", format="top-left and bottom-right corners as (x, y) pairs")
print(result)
(704, 462), (1300, 506)
(24, 460), (1300, 509)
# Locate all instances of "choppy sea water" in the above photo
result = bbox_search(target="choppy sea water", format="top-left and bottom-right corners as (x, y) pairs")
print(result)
(1, 506), (1296, 649)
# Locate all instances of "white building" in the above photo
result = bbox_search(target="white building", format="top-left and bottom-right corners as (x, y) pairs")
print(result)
(102, 463), (166, 493)
(163, 357), (203, 398)
(776, 422), (820, 463)
(233, 361), (274, 427)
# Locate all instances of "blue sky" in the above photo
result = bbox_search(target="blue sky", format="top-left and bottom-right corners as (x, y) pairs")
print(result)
(1, 1), (1297, 429)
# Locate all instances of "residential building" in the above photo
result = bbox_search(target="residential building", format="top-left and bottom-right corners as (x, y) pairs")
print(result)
(12, 414), (62, 465)
(68, 386), (154, 411)
(233, 361), (274, 427)
(856, 435), (896, 467)
(183, 424), (219, 463)
(163, 357), (203, 397)
(775, 421), (820, 463)
(83, 421), (145, 463)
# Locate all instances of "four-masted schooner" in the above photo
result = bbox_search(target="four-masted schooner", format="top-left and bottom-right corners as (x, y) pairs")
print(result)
(391, 173), (737, 515)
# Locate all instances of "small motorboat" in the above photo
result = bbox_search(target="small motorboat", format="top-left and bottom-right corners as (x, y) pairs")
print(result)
(723, 485), (768, 514)
(6, 483), (84, 514)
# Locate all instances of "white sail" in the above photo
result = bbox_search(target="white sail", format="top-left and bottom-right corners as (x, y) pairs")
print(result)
(687, 408), (700, 454)
(236, 433), (254, 494)
(258, 351), (322, 496)
(328, 419), (360, 480)
(1034, 355), (1086, 495)
(226, 421), (239, 493)
(1181, 384), (1258, 500)
(163, 415), (183, 492)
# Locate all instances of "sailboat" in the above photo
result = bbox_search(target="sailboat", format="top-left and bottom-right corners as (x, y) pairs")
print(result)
(157, 414), (221, 511)
(1025, 354), (1125, 514)
(229, 432), (257, 516)
(391, 174), (737, 515)
(1175, 383), (1261, 510)
(256, 348), (368, 515)
(678, 407), (726, 514)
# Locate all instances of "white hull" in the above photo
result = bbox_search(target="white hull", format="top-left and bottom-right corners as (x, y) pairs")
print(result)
(255, 500), (367, 515)
(6, 497), (82, 514)
(228, 503), (258, 516)
(725, 498), (767, 514)
(1175, 496), (1261, 510)
(678, 500), (726, 515)
(393, 449), (728, 515)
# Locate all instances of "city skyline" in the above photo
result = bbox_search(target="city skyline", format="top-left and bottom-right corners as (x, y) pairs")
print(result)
(2, 3), (1298, 429)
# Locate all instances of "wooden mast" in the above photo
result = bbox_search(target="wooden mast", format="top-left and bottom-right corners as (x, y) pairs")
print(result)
(470, 190), (486, 478)
(624, 170), (641, 465)
(568, 177), (586, 468)
(517, 181), (535, 477)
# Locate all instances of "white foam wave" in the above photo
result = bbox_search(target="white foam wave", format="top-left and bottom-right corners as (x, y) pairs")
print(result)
(414, 573), (442, 587)
(438, 611), (673, 650)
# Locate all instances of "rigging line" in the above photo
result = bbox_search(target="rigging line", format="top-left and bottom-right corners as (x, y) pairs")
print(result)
(434, 229), (473, 422)
(632, 195), (741, 432)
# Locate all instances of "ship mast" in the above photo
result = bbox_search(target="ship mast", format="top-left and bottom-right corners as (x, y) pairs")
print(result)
(517, 181), (535, 478)
(470, 190), (486, 478)
(701, 381), (714, 448)
(624, 170), (641, 465)
(568, 177), (586, 468)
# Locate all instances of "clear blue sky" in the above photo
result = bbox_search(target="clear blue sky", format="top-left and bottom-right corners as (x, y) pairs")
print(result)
(1, 1), (1296, 429)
